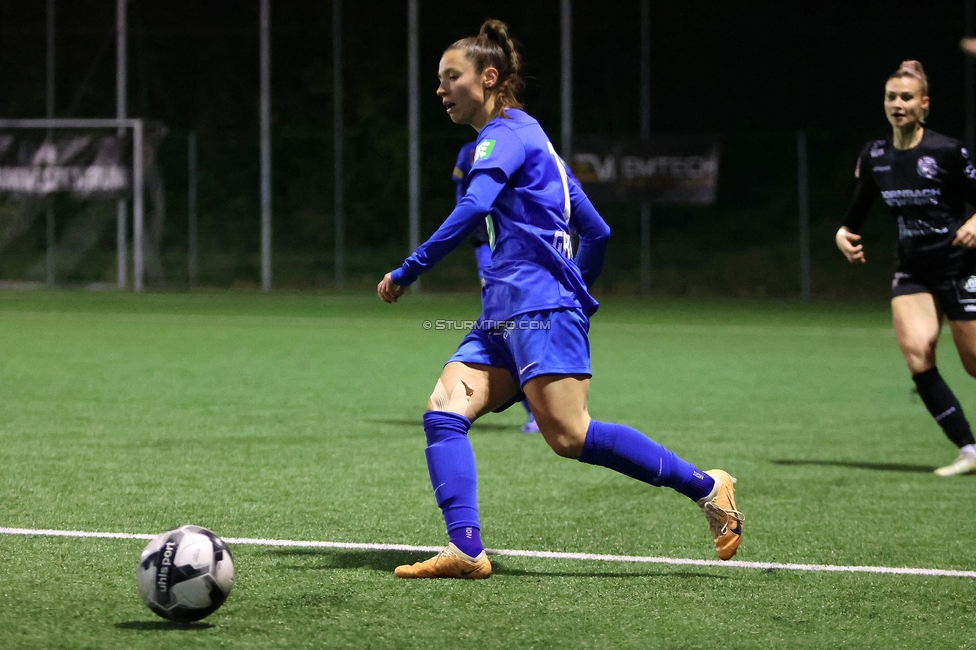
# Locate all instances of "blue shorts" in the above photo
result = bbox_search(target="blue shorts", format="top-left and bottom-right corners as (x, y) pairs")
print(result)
(446, 309), (592, 410)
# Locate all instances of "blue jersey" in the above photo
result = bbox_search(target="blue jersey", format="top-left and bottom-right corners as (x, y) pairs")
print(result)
(454, 141), (490, 249)
(392, 108), (610, 321)
(452, 141), (477, 203)
(474, 109), (602, 319)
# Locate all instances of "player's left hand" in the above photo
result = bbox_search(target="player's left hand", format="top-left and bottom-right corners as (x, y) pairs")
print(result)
(953, 216), (976, 248)
(377, 273), (406, 303)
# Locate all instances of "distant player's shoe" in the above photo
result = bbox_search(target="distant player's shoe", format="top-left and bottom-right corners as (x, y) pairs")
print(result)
(697, 469), (744, 561)
(393, 543), (491, 579)
(521, 414), (540, 434)
(934, 451), (976, 477)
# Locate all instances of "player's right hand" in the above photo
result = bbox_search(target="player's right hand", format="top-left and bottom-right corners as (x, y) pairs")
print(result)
(952, 214), (976, 248)
(835, 227), (865, 264)
(377, 273), (405, 303)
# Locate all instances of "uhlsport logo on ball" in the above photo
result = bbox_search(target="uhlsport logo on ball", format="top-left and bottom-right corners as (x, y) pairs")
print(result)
(136, 525), (234, 623)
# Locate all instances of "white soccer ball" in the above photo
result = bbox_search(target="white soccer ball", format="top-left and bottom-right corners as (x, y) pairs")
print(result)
(136, 525), (234, 622)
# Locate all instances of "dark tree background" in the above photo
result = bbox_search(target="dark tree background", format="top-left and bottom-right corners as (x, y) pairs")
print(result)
(0, 0), (970, 296)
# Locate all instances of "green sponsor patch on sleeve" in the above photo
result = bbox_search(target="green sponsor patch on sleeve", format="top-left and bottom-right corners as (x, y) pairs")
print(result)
(474, 139), (496, 162)
(486, 215), (495, 250)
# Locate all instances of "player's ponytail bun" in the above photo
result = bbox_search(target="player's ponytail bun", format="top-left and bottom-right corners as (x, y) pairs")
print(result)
(448, 19), (525, 117)
(889, 59), (930, 122)
(479, 19), (521, 76)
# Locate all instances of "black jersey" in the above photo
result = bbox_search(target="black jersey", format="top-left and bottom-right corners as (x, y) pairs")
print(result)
(843, 129), (976, 278)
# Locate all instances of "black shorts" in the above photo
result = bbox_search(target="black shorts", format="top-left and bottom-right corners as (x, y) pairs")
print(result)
(891, 270), (976, 320)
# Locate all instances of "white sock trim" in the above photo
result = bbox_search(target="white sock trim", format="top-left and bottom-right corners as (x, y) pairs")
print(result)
(447, 542), (482, 562)
(697, 472), (719, 504)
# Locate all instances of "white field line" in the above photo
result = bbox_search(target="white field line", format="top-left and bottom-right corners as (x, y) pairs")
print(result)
(2, 526), (974, 579)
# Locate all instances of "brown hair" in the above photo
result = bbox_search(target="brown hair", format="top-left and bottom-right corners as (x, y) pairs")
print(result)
(888, 60), (930, 122)
(447, 19), (525, 117)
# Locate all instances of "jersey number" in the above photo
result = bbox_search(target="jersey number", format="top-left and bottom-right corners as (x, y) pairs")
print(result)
(553, 231), (573, 258)
(546, 141), (571, 223)
(546, 141), (573, 259)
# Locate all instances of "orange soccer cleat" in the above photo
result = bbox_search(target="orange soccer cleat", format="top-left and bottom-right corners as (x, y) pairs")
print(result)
(394, 543), (492, 579)
(697, 469), (744, 561)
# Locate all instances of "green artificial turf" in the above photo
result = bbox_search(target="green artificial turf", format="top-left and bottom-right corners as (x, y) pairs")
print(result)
(1, 291), (975, 648)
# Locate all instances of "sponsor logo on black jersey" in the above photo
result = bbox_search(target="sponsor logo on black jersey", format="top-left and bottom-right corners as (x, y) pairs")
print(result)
(882, 188), (941, 207)
(962, 149), (976, 180)
(916, 156), (943, 180)
(897, 215), (949, 238)
(872, 165), (891, 172)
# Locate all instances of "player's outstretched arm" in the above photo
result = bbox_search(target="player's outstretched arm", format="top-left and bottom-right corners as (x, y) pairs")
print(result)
(835, 226), (866, 263)
(387, 169), (507, 290)
(377, 273), (405, 303)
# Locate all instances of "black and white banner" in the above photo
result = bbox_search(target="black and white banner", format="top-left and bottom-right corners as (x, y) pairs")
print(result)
(0, 133), (131, 198)
(570, 135), (720, 205)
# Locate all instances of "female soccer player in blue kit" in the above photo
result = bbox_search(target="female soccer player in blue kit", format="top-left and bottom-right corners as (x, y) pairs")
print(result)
(377, 19), (743, 579)
(454, 138), (539, 434)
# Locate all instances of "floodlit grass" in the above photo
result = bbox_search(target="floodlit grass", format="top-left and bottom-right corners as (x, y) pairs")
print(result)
(1, 290), (975, 648)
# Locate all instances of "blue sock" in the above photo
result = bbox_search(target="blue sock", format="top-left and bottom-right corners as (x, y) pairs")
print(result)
(578, 420), (715, 502)
(423, 411), (484, 555)
(448, 525), (484, 558)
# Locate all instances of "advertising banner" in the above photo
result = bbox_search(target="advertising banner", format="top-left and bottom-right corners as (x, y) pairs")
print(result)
(570, 135), (720, 205)
(0, 133), (131, 198)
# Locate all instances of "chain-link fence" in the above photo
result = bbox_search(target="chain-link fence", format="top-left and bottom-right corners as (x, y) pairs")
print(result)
(0, 126), (902, 299)
(3, 0), (954, 299)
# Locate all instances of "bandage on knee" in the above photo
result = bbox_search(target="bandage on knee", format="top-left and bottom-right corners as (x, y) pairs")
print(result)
(429, 379), (473, 415)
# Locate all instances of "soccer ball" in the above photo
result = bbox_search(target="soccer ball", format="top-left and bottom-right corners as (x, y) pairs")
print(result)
(136, 525), (234, 622)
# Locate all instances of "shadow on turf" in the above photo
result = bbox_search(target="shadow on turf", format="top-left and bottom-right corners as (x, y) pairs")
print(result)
(771, 459), (937, 473)
(115, 621), (215, 631)
(266, 548), (726, 579)
(489, 562), (726, 580)
(367, 418), (517, 431)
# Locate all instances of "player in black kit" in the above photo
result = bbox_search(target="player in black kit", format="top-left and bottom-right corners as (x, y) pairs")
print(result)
(836, 60), (976, 476)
